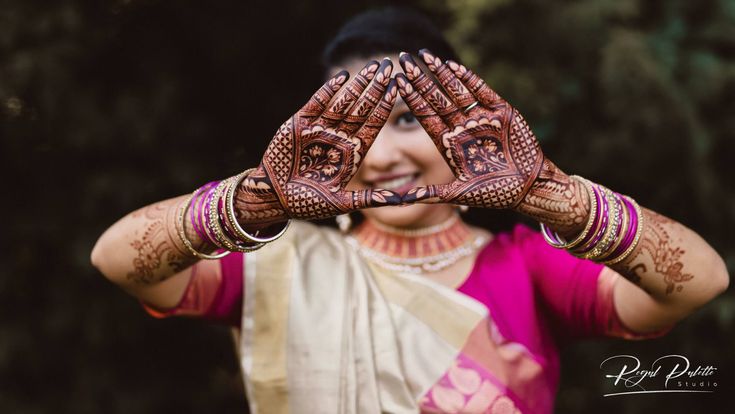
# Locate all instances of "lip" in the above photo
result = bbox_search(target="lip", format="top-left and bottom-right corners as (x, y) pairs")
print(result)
(367, 172), (419, 195)
(364, 171), (418, 185)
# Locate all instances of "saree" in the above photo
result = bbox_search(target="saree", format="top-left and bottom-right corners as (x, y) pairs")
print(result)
(240, 222), (572, 413)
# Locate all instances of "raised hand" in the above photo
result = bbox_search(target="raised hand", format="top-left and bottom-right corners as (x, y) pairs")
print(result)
(395, 50), (545, 210)
(234, 59), (400, 228)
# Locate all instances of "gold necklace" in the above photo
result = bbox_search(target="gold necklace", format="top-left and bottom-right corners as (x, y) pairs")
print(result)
(347, 213), (489, 274)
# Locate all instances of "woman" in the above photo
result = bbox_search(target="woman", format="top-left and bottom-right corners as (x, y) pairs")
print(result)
(91, 8), (728, 413)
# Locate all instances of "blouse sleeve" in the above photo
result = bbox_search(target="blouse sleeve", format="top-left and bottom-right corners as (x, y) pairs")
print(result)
(515, 224), (673, 341)
(141, 252), (244, 328)
(595, 268), (675, 340)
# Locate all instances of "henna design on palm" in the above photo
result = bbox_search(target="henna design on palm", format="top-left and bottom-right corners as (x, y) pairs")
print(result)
(397, 50), (544, 210)
(234, 59), (401, 227)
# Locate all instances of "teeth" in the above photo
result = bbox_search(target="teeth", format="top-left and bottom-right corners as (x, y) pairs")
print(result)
(375, 175), (414, 190)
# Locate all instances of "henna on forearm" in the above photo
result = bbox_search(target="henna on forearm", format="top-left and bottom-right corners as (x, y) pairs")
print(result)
(126, 196), (211, 285)
(611, 209), (695, 298)
(516, 159), (590, 239)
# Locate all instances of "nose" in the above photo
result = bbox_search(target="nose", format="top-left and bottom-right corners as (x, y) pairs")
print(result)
(362, 126), (402, 171)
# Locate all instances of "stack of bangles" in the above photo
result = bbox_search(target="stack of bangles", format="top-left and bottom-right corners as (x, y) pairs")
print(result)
(540, 175), (643, 265)
(175, 168), (290, 260)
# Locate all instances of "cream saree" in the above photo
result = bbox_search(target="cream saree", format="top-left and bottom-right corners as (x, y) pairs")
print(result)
(239, 221), (496, 413)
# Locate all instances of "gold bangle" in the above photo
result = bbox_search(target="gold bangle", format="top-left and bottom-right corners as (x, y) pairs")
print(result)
(224, 169), (290, 244)
(604, 196), (644, 265)
(597, 193), (630, 261)
(580, 186), (621, 260)
(176, 190), (230, 260)
(206, 177), (264, 253)
(540, 175), (598, 249)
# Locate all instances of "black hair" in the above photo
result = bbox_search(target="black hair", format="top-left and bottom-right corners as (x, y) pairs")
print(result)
(321, 7), (459, 69)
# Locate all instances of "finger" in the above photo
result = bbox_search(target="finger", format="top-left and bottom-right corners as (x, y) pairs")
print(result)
(418, 49), (477, 109)
(398, 52), (463, 124)
(319, 60), (380, 127)
(351, 78), (397, 163)
(339, 58), (393, 135)
(401, 184), (452, 204)
(349, 188), (402, 209)
(446, 60), (502, 107)
(394, 73), (449, 142)
(299, 70), (350, 119)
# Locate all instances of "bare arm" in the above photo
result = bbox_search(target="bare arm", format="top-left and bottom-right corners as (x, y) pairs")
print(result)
(90, 195), (213, 308)
(517, 161), (729, 332)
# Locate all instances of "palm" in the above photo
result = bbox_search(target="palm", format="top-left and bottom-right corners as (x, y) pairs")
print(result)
(397, 50), (544, 209)
(234, 59), (401, 226)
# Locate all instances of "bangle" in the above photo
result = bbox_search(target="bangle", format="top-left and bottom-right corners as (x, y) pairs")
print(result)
(190, 181), (219, 244)
(579, 186), (621, 260)
(540, 175), (598, 249)
(176, 191), (230, 260)
(206, 177), (265, 253)
(572, 183), (608, 255)
(597, 192), (630, 261)
(539, 175), (644, 266)
(224, 169), (290, 244)
(604, 196), (643, 265)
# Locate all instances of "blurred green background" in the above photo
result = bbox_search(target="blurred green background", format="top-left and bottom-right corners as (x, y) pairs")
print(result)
(2, 0), (733, 412)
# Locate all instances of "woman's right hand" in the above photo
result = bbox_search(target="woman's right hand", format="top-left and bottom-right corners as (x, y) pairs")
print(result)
(233, 58), (400, 228)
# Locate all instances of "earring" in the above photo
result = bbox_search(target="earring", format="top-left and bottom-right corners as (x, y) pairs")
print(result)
(458, 205), (469, 214)
(336, 213), (353, 233)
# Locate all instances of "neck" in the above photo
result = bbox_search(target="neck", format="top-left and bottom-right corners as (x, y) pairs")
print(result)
(351, 213), (473, 259)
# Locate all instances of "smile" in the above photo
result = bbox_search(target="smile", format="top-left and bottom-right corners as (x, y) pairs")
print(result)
(373, 173), (418, 193)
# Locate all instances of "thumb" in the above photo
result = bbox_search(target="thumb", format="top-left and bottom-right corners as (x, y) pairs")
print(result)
(348, 188), (402, 209)
(401, 184), (448, 204)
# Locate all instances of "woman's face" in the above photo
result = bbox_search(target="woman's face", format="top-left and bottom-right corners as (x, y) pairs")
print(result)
(332, 54), (456, 229)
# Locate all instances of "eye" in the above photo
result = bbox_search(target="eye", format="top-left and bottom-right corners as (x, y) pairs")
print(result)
(395, 111), (418, 128)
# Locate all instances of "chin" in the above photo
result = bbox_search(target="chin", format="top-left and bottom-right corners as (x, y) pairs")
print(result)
(362, 203), (452, 229)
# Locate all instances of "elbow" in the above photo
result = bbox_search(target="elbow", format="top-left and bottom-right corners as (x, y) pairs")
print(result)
(90, 238), (113, 282)
(700, 255), (730, 305)
(713, 258), (730, 297)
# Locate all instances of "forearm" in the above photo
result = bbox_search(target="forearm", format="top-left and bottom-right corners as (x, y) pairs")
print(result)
(517, 160), (729, 308)
(91, 195), (214, 289)
(610, 208), (728, 307)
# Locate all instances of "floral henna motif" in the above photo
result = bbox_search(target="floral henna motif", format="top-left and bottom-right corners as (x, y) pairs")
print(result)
(396, 50), (544, 209)
(299, 143), (342, 182)
(234, 59), (401, 227)
(615, 210), (694, 294)
(127, 198), (193, 284)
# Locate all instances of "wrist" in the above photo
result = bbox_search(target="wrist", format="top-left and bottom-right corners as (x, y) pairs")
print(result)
(516, 160), (590, 239)
(233, 168), (288, 230)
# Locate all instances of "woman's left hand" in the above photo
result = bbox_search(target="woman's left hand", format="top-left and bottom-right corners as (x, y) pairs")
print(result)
(395, 50), (545, 210)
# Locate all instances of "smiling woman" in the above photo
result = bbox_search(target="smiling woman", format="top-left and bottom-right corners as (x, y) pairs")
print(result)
(90, 7), (729, 413)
